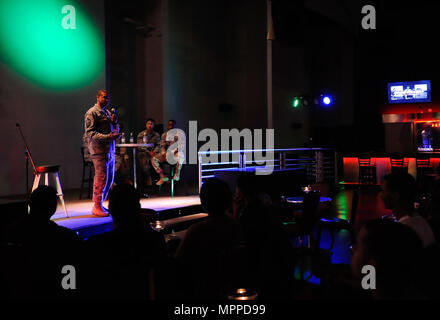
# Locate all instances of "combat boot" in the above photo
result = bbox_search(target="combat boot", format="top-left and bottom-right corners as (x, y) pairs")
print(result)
(92, 203), (109, 217)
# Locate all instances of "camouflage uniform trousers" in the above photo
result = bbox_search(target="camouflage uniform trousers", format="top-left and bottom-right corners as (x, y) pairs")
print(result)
(138, 152), (154, 186)
(91, 153), (115, 205)
(151, 150), (184, 175)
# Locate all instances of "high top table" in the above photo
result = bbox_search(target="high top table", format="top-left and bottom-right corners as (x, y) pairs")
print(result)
(286, 196), (332, 204)
(116, 143), (153, 189)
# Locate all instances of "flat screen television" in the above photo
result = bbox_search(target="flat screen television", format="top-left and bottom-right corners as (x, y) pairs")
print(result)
(415, 121), (440, 152)
(388, 80), (431, 104)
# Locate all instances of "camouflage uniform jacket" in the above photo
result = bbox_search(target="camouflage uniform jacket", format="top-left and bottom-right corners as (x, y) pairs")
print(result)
(137, 130), (161, 154)
(84, 104), (119, 157)
(159, 129), (183, 154)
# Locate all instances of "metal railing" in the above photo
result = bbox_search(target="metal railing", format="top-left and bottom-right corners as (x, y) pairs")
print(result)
(198, 148), (337, 192)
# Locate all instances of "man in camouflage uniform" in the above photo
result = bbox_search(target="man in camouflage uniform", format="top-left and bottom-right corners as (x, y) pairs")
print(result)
(151, 120), (184, 185)
(137, 118), (160, 194)
(84, 89), (120, 217)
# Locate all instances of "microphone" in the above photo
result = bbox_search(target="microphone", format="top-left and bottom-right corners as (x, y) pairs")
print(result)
(110, 107), (119, 124)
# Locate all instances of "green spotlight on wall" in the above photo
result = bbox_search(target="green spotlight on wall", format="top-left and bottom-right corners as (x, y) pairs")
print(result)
(292, 97), (301, 108)
(0, 0), (104, 90)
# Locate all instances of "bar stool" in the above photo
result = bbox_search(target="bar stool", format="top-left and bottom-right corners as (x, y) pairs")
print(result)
(416, 157), (431, 179)
(416, 157), (430, 168)
(370, 158), (377, 184)
(358, 157), (374, 184)
(157, 163), (184, 197)
(390, 156), (409, 174)
(416, 157), (432, 193)
(31, 165), (68, 217)
(390, 156), (403, 173)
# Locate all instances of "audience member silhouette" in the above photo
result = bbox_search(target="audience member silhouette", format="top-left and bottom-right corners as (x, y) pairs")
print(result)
(351, 218), (425, 299)
(233, 175), (296, 300)
(427, 177), (440, 240)
(381, 172), (435, 247)
(3, 186), (81, 299)
(83, 184), (169, 299)
(175, 178), (244, 300)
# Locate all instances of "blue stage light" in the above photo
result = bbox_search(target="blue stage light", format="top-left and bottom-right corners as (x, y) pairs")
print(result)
(319, 94), (333, 107)
(323, 96), (331, 105)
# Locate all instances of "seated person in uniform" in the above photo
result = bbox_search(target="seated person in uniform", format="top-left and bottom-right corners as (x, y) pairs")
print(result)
(137, 118), (160, 194)
(151, 120), (184, 185)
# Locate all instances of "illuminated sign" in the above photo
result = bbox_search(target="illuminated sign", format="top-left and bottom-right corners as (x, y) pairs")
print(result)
(388, 80), (431, 104)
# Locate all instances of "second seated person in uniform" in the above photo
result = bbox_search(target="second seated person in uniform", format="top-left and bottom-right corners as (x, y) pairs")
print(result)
(151, 120), (184, 185)
(137, 118), (160, 196)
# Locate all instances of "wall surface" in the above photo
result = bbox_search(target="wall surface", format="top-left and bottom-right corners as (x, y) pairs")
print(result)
(162, 0), (268, 183)
(0, 0), (105, 196)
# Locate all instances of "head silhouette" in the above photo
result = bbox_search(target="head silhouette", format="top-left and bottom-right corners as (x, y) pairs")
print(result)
(28, 186), (58, 220)
(234, 175), (268, 210)
(200, 178), (232, 217)
(381, 172), (417, 215)
(351, 218), (423, 298)
(236, 175), (259, 200)
(108, 184), (141, 228)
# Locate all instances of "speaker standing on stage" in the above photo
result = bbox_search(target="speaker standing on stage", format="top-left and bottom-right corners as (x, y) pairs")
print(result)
(84, 89), (120, 217)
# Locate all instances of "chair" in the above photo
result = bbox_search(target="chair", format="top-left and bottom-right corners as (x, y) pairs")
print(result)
(79, 146), (94, 200)
(31, 164), (68, 217)
(314, 187), (360, 252)
(18, 128), (68, 217)
(157, 163), (184, 197)
(416, 157), (431, 179)
(390, 156), (408, 174)
(358, 157), (375, 184)
(417, 157), (430, 168)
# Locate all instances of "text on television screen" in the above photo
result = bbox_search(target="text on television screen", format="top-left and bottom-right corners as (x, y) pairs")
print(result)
(388, 80), (431, 104)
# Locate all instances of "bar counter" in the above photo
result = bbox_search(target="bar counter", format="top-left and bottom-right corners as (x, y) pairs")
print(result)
(342, 153), (440, 185)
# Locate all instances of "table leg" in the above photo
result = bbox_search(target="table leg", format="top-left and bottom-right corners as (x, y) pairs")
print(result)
(133, 148), (137, 189)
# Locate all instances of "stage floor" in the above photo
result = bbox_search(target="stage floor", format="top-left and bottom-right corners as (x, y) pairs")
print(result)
(51, 196), (201, 237)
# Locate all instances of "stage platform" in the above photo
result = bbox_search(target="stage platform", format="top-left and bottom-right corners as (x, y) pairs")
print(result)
(51, 195), (204, 239)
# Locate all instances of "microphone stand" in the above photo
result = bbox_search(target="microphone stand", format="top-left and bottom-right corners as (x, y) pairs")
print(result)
(16, 123), (37, 195)
(25, 150), (29, 193)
